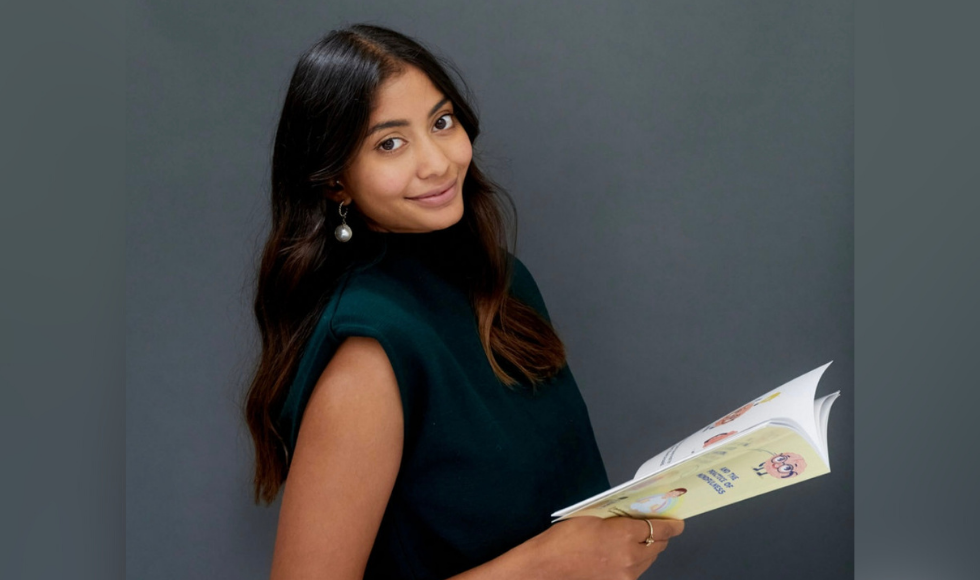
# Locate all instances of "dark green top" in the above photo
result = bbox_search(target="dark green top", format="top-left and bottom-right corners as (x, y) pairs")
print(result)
(279, 223), (610, 580)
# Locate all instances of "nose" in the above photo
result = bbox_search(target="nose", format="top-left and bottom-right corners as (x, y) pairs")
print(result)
(415, 132), (451, 180)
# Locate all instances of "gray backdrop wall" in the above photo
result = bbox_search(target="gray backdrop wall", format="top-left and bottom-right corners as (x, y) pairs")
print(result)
(127, 1), (852, 578)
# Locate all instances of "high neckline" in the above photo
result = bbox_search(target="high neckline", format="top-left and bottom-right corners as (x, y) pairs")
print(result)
(349, 220), (478, 285)
(372, 220), (470, 260)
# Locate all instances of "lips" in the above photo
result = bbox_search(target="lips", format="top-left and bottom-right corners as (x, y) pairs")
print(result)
(411, 178), (457, 200)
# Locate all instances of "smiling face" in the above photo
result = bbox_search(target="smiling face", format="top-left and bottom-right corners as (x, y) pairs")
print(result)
(335, 65), (472, 233)
(764, 452), (808, 479)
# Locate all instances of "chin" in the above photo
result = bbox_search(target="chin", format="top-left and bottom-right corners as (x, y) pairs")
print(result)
(429, 200), (465, 231)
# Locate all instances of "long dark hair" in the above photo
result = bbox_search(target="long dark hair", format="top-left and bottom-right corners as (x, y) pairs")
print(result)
(245, 24), (568, 504)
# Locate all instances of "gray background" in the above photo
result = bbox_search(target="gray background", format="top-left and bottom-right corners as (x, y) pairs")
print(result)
(9, 1), (980, 580)
(126, 1), (852, 579)
(855, 1), (980, 579)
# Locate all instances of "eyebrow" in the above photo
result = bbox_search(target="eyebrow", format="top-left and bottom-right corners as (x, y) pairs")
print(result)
(366, 96), (451, 137)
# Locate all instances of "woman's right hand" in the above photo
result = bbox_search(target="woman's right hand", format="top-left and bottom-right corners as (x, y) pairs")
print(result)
(515, 515), (685, 580)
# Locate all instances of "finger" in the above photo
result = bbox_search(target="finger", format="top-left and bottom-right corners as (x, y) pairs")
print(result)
(654, 518), (685, 538)
(627, 519), (670, 548)
(629, 518), (657, 544)
(640, 537), (669, 552)
(633, 537), (669, 565)
(670, 519), (685, 537)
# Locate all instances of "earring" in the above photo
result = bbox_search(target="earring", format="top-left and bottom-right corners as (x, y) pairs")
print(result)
(334, 200), (352, 242)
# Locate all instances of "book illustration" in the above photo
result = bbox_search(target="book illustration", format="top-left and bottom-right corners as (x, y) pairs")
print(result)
(622, 488), (688, 516)
(753, 392), (781, 405)
(593, 469), (680, 510)
(551, 362), (841, 523)
(713, 403), (754, 427)
(558, 425), (828, 521)
(752, 450), (808, 479)
(703, 431), (737, 448)
(704, 391), (782, 432)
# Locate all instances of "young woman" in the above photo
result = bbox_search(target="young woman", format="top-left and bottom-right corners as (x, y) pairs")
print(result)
(244, 23), (685, 580)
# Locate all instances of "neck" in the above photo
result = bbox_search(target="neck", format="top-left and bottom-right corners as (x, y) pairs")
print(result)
(368, 221), (478, 282)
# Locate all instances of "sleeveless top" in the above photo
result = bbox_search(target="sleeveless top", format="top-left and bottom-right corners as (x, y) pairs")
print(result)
(278, 222), (610, 580)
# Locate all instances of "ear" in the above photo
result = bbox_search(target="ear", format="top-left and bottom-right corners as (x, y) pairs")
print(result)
(323, 179), (350, 205)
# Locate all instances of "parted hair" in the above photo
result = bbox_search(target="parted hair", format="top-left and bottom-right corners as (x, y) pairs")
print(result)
(244, 24), (568, 505)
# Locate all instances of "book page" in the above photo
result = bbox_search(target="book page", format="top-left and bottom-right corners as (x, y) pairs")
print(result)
(632, 362), (832, 481)
(553, 424), (829, 522)
(815, 391), (841, 466)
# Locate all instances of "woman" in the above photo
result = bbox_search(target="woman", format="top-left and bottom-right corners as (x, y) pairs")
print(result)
(244, 23), (685, 580)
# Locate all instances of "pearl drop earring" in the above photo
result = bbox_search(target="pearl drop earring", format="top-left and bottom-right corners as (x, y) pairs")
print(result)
(335, 200), (352, 242)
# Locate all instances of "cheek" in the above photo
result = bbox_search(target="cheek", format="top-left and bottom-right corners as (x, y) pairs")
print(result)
(354, 165), (412, 203)
(450, 134), (473, 168)
(375, 172), (411, 198)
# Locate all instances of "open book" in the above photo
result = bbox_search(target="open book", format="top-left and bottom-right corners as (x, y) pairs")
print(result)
(552, 362), (841, 522)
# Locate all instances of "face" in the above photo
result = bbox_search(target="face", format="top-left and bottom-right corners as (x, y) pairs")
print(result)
(713, 403), (754, 427)
(763, 452), (808, 479)
(336, 65), (472, 233)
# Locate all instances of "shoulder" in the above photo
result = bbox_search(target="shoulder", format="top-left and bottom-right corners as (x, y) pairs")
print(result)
(278, 265), (426, 457)
(327, 261), (432, 337)
(311, 261), (435, 381)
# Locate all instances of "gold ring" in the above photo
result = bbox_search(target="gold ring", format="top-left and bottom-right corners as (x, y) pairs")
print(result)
(641, 519), (656, 546)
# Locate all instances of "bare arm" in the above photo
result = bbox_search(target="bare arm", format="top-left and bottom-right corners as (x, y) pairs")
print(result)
(270, 336), (404, 580)
(269, 336), (685, 580)
(269, 336), (536, 580)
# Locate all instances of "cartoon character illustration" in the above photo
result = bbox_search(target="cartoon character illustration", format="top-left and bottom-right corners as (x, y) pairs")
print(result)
(713, 403), (754, 427)
(752, 451), (807, 479)
(622, 488), (688, 516)
(703, 431), (737, 448)
(708, 392), (781, 429)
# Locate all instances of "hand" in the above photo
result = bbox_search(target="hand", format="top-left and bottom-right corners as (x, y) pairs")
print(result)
(517, 515), (685, 580)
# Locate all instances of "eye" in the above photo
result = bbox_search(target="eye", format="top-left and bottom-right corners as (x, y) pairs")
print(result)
(772, 455), (787, 463)
(433, 112), (455, 131)
(777, 464), (794, 473)
(377, 137), (406, 153)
